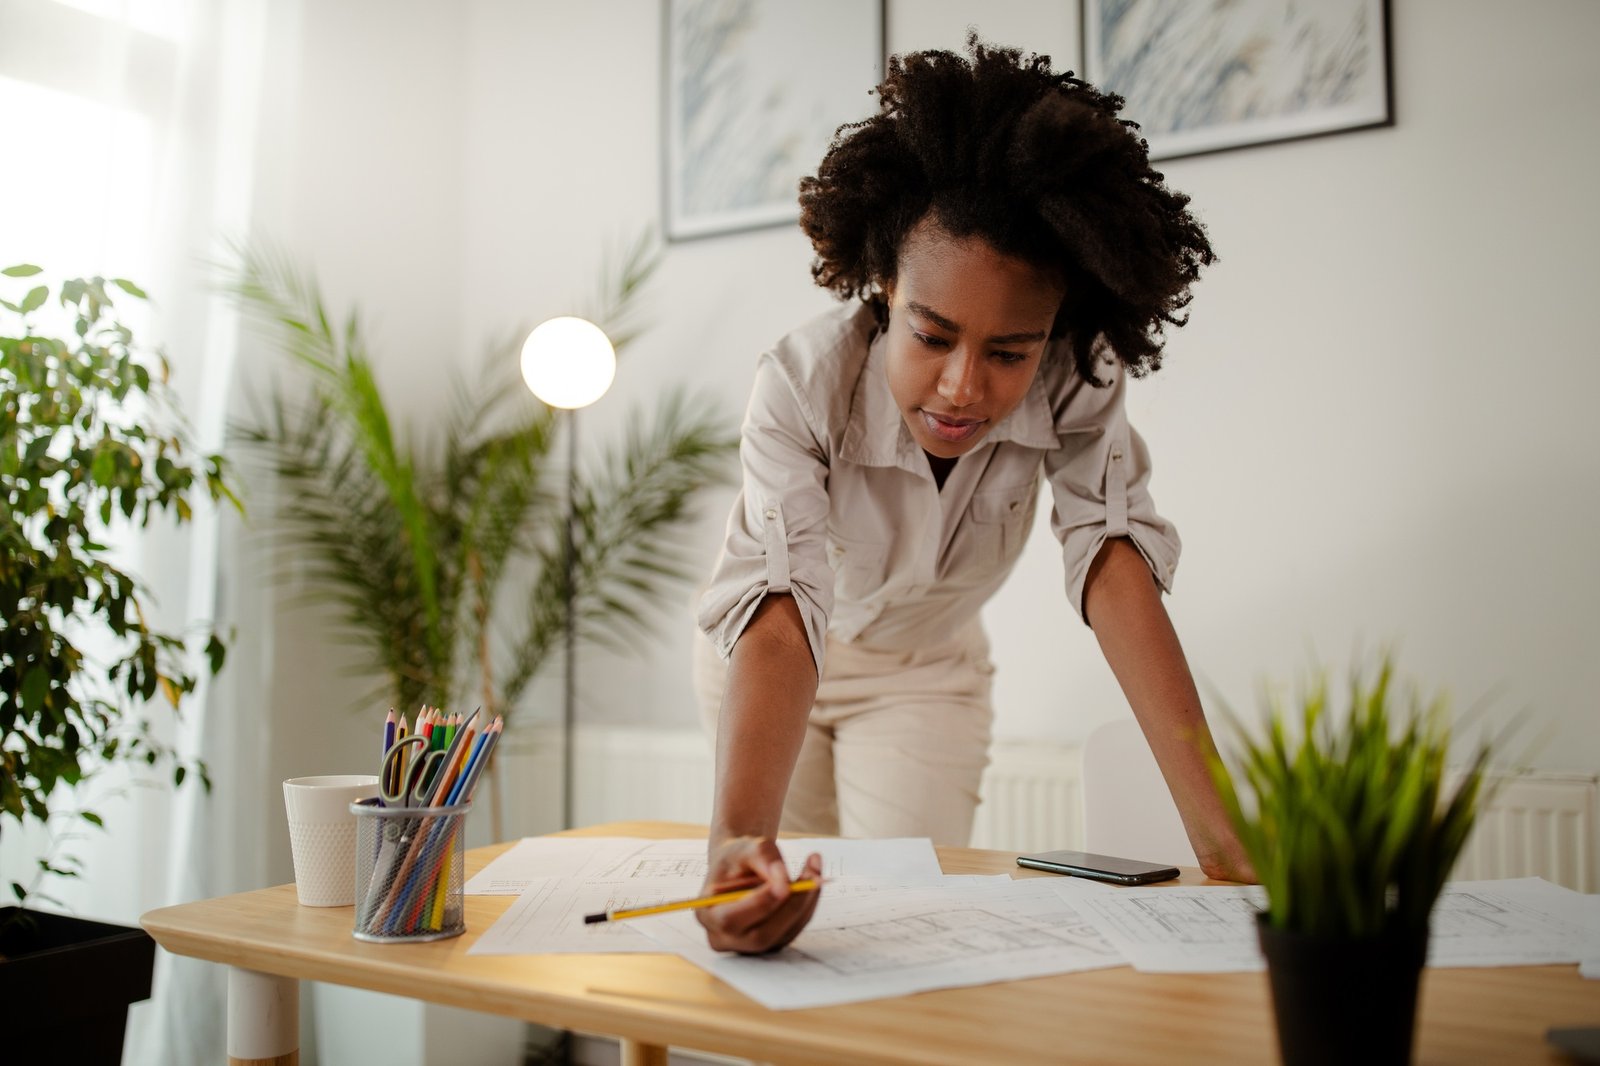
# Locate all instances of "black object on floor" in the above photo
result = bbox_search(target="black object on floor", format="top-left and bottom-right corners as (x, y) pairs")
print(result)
(1549, 1027), (1600, 1063)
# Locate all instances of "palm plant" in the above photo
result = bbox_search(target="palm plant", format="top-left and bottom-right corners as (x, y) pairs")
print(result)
(225, 235), (738, 740)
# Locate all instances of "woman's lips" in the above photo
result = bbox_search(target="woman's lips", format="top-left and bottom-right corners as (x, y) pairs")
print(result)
(920, 409), (985, 443)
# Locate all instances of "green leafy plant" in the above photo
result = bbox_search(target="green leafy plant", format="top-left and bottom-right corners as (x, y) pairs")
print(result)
(1209, 654), (1493, 937)
(1, 265), (239, 909)
(225, 234), (738, 724)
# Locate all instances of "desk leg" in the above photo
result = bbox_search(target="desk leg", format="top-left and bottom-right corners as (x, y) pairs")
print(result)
(620, 1038), (668, 1066)
(226, 967), (299, 1066)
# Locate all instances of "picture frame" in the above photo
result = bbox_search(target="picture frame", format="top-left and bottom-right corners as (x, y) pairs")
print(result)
(1081, 0), (1393, 163)
(662, 0), (885, 242)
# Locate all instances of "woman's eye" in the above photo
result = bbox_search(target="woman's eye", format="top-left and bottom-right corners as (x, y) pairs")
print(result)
(912, 331), (947, 349)
(992, 349), (1027, 365)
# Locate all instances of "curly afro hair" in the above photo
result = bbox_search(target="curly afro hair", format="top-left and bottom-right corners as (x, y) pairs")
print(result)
(798, 34), (1215, 383)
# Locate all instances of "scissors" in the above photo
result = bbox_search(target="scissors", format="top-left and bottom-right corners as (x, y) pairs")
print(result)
(380, 734), (447, 808)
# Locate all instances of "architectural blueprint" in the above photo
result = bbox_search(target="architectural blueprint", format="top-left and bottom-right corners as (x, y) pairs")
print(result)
(1056, 876), (1596, 973)
(639, 879), (1123, 1009)
(1427, 878), (1597, 967)
(467, 836), (950, 955)
(469, 872), (1010, 957)
(1052, 882), (1268, 972)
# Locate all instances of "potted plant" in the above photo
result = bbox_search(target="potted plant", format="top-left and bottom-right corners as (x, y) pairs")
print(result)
(1, 265), (239, 1063)
(1209, 654), (1492, 1066)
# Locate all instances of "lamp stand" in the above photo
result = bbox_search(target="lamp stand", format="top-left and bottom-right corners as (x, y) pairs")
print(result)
(562, 411), (578, 831)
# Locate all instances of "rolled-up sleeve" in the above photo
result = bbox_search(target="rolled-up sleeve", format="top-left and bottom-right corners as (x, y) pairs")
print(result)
(696, 353), (834, 674)
(1044, 361), (1181, 623)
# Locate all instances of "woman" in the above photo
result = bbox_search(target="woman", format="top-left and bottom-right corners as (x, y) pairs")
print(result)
(692, 37), (1253, 954)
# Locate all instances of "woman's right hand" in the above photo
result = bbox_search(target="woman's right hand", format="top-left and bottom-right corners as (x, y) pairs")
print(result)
(696, 836), (822, 954)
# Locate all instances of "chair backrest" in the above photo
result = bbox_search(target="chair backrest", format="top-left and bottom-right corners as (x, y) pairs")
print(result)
(1081, 719), (1199, 868)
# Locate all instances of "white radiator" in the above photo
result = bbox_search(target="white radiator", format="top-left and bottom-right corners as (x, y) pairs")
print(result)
(969, 739), (1083, 854)
(1448, 770), (1599, 891)
(504, 728), (1598, 892)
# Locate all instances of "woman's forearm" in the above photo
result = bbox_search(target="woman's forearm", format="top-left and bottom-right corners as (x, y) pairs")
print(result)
(1083, 537), (1251, 878)
(709, 593), (820, 848)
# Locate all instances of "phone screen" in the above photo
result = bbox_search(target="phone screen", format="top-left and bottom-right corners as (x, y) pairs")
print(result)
(1015, 850), (1180, 884)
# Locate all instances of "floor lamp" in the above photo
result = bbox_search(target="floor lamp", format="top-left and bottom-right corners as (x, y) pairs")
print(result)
(520, 316), (615, 831)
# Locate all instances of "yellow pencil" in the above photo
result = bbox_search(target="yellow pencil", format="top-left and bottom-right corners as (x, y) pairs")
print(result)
(582, 878), (824, 925)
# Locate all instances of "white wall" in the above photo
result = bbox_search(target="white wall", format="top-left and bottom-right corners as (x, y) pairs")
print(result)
(238, 0), (474, 886)
(235, 0), (1600, 864)
(993, 0), (1600, 770)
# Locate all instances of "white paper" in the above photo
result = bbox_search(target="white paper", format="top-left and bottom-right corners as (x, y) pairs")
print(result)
(1056, 883), (1268, 973)
(466, 836), (942, 895)
(1060, 877), (1595, 973)
(1428, 878), (1593, 968)
(467, 873), (1001, 957)
(637, 879), (1124, 1010)
(837, 875), (1013, 891)
(470, 875), (696, 954)
(465, 837), (651, 894)
(468, 836), (949, 955)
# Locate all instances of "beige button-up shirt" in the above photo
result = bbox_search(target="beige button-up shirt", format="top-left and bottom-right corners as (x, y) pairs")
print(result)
(697, 302), (1180, 675)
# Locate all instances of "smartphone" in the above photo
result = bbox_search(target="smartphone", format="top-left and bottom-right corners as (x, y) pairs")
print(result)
(1015, 849), (1180, 885)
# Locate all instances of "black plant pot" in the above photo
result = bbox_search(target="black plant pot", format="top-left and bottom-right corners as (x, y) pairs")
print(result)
(1256, 913), (1429, 1066)
(0, 906), (157, 1065)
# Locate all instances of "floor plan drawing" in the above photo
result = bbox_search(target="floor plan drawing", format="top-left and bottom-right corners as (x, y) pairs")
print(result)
(591, 850), (709, 883)
(469, 837), (949, 956)
(791, 906), (1107, 975)
(641, 880), (1124, 1009)
(1424, 879), (1595, 966)
(1059, 885), (1267, 972)
(1113, 894), (1261, 944)
(1058, 878), (1593, 973)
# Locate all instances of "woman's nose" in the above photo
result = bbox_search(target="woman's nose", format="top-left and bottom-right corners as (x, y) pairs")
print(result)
(938, 349), (982, 407)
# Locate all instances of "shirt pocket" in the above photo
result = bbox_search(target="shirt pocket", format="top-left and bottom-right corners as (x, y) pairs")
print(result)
(965, 484), (1037, 569)
(825, 530), (890, 604)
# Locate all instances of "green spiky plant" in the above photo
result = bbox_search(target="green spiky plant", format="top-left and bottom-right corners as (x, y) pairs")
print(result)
(2, 265), (240, 913)
(1208, 654), (1493, 937)
(225, 233), (738, 739)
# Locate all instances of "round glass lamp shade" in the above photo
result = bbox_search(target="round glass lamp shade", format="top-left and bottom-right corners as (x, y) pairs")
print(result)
(520, 316), (616, 410)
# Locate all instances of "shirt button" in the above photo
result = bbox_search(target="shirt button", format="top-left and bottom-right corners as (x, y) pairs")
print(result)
(1111, 449), (1124, 462)
(764, 509), (776, 520)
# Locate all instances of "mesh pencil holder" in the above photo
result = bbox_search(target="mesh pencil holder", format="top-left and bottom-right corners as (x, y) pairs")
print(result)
(351, 797), (471, 943)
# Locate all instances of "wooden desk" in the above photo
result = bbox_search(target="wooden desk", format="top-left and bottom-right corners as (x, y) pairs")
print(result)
(143, 820), (1597, 1065)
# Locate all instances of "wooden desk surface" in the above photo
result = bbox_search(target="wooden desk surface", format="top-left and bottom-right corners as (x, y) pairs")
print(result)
(143, 821), (1597, 1065)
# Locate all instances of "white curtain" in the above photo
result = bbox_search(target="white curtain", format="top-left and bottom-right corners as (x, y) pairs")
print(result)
(0, 1), (266, 1062)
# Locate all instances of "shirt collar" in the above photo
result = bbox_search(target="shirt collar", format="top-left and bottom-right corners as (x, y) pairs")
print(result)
(840, 330), (1060, 468)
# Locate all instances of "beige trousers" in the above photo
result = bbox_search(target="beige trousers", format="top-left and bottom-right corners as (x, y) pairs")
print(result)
(692, 621), (995, 847)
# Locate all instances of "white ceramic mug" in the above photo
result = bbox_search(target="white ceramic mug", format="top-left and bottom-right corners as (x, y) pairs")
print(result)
(283, 775), (380, 906)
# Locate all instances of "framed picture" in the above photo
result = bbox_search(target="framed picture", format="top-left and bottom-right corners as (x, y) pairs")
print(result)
(662, 0), (885, 242)
(1081, 0), (1393, 162)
